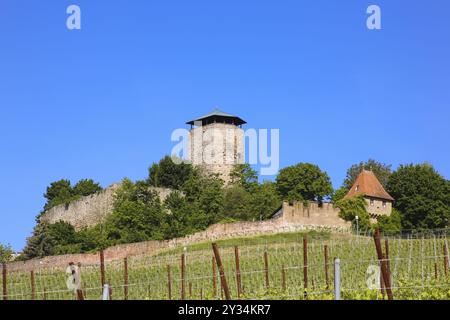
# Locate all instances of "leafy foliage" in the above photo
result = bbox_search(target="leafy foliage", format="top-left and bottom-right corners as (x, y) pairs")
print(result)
(148, 156), (194, 190)
(42, 179), (103, 212)
(387, 163), (450, 230)
(276, 163), (333, 202)
(73, 179), (102, 197)
(245, 181), (282, 220)
(343, 159), (392, 190)
(104, 179), (167, 244)
(230, 164), (259, 192)
(331, 186), (350, 203)
(221, 185), (252, 220)
(0, 243), (13, 263)
(336, 194), (371, 231)
(375, 208), (402, 233)
(43, 179), (76, 211)
(21, 222), (80, 259)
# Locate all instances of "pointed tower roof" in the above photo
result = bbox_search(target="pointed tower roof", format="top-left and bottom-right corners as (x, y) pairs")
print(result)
(186, 108), (246, 126)
(344, 170), (394, 201)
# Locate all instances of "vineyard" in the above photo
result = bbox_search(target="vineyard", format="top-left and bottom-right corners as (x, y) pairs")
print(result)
(1, 230), (450, 300)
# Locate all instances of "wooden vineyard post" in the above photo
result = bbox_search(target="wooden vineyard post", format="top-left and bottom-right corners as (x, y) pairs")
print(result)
(264, 250), (270, 290)
(100, 250), (106, 288)
(373, 229), (394, 300)
(78, 262), (87, 300)
(76, 287), (85, 301)
(189, 282), (192, 299)
(303, 236), (308, 297)
(212, 256), (218, 298)
(234, 246), (242, 298)
(30, 271), (36, 300)
(380, 256), (386, 299)
(281, 265), (286, 292)
(444, 244), (449, 279)
(2, 263), (7, 301)
(124, 257), (129, 300)
(212, 243), (231, 300)
(181, 253), (186, 300)
(167, 265), (172, 300)
(435, 263), (438, 281)
(385, 239), (391, 284)
(324, 245), (329, 290)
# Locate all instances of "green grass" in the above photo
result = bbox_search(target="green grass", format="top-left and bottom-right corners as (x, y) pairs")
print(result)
(2, 231), (449, 300)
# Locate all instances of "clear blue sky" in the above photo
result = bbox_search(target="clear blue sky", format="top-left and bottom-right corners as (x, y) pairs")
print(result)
(1, 0), (449, 251)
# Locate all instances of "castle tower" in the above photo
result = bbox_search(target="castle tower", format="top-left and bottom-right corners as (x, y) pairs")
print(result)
(186, 109), (246, 183)
(344, 170), (395, 220)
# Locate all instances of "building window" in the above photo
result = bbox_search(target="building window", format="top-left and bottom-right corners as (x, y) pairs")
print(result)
(355, 185), (359, 191)
(383, 201), (387, 208)
(370, 199), (374, 206)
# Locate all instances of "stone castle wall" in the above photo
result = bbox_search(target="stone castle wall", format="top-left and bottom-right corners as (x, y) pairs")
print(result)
(9, 202), (349, 272)
(279, 202), (350, 228)
(40, 184), (175, 231)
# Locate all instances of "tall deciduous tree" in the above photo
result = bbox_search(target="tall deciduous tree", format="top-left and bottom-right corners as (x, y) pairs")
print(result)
(105, 179), (166, 244)
(246, 181), (282, 220)
(230, 164), (259, 192)
(276, 163), (333, 202)
(343, 159), (392, 190)
(148, 156), (194, 190)
(336, 194), (371, 231)
(0, 243), (13, 263)
(387, 163), (450, 230)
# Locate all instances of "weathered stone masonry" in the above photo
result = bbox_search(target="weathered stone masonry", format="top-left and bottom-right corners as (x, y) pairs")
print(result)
(40, 183), (175, 231)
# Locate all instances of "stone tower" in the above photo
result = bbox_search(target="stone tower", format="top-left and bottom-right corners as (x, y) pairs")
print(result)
(344, 170), (395, 220)
(187, 109), (246, 183)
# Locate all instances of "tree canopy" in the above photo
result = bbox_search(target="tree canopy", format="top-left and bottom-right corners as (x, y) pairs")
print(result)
(276, 163), (333, 202)
(0, 243), (13, 263)
(148, 156), (194, 190)
(42, 179), (103, 212)
(343, 159), (392, 190)
(387, 163), (450, 230)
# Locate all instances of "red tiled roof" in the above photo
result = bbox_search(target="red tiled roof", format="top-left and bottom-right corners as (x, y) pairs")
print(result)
(344, 170), (394, 201)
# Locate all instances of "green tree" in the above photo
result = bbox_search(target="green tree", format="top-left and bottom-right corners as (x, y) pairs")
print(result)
(221, 185), (252, 220)
(246, 181), (282, 220)
(73, 179), (102, 197)
(148, 156), (194, 190)
(387, 163), (450, 230)
(230, 164), (259, 192)
(105, 179), (167, 244)
(375, 209), (402, 234)
(276, 163), (333, 202)
(343, 159), (392, 190)
(0, 243), (13, 263)
(332, 186), (350, 203)
(42, 179), (102, 213)
(43, 179), (75, 211)
(336, 194), (371, 231)
(182, 171), (225, 227)
(21, 221), (79, 259)
(163, 192), (200, 239)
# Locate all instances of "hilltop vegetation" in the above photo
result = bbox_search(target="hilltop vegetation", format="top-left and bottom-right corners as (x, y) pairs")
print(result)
(17, 158), (449, 260)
